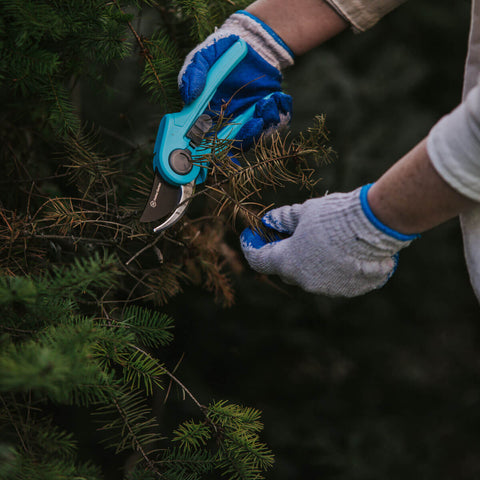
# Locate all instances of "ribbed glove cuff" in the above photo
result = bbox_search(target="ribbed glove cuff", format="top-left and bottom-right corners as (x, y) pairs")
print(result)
(296, 188), (412, 258)
(222, 11), (294, 70)
(351, 184), (419, 254)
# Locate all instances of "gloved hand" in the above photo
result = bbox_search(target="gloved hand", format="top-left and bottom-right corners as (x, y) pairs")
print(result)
(240, 184), (419, 297)
(178, 10), (294, 151)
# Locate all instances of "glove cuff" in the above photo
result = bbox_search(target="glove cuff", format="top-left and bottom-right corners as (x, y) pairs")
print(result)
(222, 11), (294, 70)
(359, 183), (420, 241)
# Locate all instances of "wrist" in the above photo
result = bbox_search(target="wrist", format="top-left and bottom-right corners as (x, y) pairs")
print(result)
(367, 139), (476, 234)
(223, 11), (294, 70)
(361, 184), (419, 241)
(235, 11), (294, 59)
(246, 0), (348, 55)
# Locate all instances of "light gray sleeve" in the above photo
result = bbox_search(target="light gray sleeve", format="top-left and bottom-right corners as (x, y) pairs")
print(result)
(324, 0), (407, 32)
(427, 83), (480, 202)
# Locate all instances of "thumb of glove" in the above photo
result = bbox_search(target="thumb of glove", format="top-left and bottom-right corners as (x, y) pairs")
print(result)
(262, 202), (305, 234)
(240, 227), (293, 276)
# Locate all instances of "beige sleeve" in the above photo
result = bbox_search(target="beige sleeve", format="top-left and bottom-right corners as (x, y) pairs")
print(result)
(324, 0), (407, 32)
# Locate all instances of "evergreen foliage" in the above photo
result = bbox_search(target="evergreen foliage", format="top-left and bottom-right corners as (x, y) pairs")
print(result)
(0, 254), (274, 479)
(0, 0), (332, 478)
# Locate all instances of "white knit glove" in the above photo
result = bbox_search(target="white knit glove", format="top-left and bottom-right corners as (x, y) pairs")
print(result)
(240, 184), (419, 297)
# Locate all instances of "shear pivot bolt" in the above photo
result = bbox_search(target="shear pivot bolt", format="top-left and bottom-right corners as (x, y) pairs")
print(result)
(169, 149), (193, 175)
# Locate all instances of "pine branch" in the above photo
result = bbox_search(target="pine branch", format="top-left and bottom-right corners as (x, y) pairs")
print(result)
(97, 388), (164, 475)
(129, 345), (205, 411)
(113, 0), (179, 109)
(121, 305), (174, 348)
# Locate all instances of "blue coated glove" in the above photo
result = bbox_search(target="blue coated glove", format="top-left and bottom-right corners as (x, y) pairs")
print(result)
(178, 10), (294, 151)
(240, 184), (419, 297)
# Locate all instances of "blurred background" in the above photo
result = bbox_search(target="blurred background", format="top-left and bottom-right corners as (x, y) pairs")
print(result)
(159, 1), (480, 479)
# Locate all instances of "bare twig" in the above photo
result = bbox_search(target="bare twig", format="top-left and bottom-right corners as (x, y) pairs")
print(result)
(125, 234), (163, 266)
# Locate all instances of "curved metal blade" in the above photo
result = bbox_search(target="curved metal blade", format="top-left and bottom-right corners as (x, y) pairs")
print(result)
(140, 172), (182, 223)
(153, 180), (195, 233)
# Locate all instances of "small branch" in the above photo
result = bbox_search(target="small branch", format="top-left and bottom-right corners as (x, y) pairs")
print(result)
(0, 394), (29, 454)
(27, 233), (119, 246)
(113, 0), (167, 102)
(112, 397), (163, 477)
(0, 172), (70, 186)
(125, 234), (163, 266)
(0, 325), (36, 335)
(130, 344), (205, 412)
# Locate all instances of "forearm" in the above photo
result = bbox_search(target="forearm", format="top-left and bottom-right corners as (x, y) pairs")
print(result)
(368, 139), (477, 235)
(246, 0), (348, 55)
(247, 1), (477, 236)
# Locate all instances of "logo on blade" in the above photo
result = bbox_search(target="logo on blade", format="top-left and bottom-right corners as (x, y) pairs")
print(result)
(149, 181), (163, 208)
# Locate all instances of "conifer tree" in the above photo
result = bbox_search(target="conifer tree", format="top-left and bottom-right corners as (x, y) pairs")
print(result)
(0, 1), (332, 478)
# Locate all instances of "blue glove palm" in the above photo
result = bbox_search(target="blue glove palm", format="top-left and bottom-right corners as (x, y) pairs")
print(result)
(178, 11), (294, 151)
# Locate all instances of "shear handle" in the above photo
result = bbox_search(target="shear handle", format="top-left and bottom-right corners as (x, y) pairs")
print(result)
(154, 38), (250, 186)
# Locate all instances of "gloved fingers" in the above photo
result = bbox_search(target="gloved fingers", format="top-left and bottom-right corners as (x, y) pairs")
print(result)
(233, 117), (264, 151)
(240, 227), (269, 250)
(179, 35), (239, 104)
(378, 253), (399, 287)
(240, 227), (291, 276)
(261, 203), (304, 234)
(233, 92), (292, 150)
(255, 92), (292, 130)
(239, 226), (285, 249)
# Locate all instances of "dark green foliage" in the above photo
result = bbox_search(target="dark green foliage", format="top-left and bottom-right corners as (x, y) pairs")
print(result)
(0, 255), (274, 479)
(140, 29), (183, 109)
(166, 401), (273, 480)
(0, 0), (132, 134)
(121, 305), (175, 348)
(0, 1), (332, 477)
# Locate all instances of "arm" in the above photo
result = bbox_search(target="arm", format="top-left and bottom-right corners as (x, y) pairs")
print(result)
(240, 140), (478, 297)
(370, 79), (480, 235)
(247, 0), (348, 55)
(234, 0), (480, 298)
(368, 139), (477, 235)
(247, 0), (408, 53)
(240, 108), (480, 298)
(248, 0), (477, 236)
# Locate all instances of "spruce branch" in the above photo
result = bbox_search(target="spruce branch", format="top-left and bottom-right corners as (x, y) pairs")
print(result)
(113, 0), (176, 108)
(108, 392), (163, 477)
(129, 345), (205, 411)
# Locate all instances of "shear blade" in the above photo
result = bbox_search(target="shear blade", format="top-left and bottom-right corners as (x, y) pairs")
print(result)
(153, 180), (194, 233)
(140, 172), (182, 224)
(140, 173), (195, 233)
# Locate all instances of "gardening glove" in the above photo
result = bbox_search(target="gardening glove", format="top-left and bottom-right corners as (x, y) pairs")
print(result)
(178, 10), (294, 151)
(240, 184), (419, 297)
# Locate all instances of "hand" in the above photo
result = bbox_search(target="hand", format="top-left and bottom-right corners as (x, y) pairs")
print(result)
(178, 10), (294, 151)
(240, 184), (419, 297)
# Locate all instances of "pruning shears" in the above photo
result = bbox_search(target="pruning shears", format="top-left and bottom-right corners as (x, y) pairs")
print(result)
(140, 38), (272, 232)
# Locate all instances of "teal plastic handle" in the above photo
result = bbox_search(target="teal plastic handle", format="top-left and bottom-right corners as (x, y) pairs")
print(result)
(153, 39), (249, 186)
(194, 92), (274, 161)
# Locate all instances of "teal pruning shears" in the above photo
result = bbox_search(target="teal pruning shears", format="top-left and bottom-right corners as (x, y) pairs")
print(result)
(140, 38), (272, 232)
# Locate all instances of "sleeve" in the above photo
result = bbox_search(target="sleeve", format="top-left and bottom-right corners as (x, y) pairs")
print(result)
(324, 0), (407, 32)
(427, 83), (480, 203)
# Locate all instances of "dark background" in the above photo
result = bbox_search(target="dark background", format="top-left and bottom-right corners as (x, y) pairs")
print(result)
(160, 1), (480, 479)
